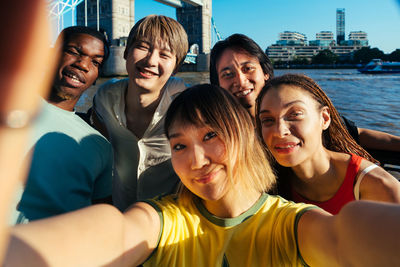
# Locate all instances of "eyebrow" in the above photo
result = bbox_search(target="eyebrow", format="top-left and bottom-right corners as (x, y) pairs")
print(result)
(66, 45), (104, 59)
(219, 61), (255, 74)
(167, 132), (182, 139)
(259, 100), (305, 114)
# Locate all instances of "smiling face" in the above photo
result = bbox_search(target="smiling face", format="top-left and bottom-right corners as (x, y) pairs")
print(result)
(258, 85), (330, 167)
(168, 122), (230, 202)
(125, 39), (177, 94)
(53, 33), (104, 101)
(216, 48), (269, 117)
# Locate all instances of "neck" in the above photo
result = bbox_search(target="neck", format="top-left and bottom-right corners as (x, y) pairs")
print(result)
(126, 80), (164, 113)
(202, 189), (262, 218)
(290, 149), (341, 200)
(292, 148), (331, 180)
(48, 89), (78, 111)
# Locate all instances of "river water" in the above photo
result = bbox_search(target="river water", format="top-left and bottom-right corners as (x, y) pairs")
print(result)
(76, 69), (400, 136)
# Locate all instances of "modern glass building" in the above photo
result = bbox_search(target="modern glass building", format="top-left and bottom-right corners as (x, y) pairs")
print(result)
(348, 31), (368, 46)
(309, 31), (335, 47)
(277, 31), (307, 46)
(336, 8), (345, 45)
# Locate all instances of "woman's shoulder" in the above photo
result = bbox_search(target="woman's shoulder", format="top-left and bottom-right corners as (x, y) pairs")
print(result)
(356, 158), (400, 202)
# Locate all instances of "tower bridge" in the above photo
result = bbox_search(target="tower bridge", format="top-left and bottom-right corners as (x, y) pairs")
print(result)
(49, 0), (221, 74)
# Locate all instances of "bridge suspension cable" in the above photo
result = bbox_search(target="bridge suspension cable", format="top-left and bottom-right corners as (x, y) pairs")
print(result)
(48, 0), (84, 33)
(211, 17), (222, 46)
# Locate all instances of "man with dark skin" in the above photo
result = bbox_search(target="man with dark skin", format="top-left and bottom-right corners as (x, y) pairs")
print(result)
(210, 33), (400, 154)
(13, 26), (113, 223)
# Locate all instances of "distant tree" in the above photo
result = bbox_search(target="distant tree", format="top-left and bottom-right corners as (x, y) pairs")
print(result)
(387, 49), (400, 61)
(292, 57), (310, 65)
(312, 49), (338, 64)
(353, 47), (384, 64)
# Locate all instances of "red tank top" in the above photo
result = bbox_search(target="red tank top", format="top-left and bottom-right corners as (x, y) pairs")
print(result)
(291, 153), (362, 215)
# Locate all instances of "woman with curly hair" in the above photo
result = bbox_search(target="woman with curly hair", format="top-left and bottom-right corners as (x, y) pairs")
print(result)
(256, 73), (400, 214)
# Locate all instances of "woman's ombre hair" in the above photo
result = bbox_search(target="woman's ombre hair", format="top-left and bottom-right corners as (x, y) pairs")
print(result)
(165, 84), (276, 201)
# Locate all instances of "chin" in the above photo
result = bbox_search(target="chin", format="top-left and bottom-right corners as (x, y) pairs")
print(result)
(274, 156), (299, 168)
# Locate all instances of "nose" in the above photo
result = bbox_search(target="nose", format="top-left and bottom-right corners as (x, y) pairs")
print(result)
(233, 71), (249, 89)
(190, 144), (210, 170)
(274, 120), (291, 138)
(73, 56), (90, 72)
(145, 50), (159, 66)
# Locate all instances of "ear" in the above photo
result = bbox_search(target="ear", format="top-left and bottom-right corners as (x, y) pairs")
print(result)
(264, 73), (270, 81)
(321, 106), (331, 130)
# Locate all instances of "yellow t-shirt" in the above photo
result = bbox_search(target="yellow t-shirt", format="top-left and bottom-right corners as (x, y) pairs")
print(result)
(144, 193), (315, 267)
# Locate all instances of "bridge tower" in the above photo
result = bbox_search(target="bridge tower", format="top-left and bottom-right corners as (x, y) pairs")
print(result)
(176, 0), (211, 54)
(76, 0), (135, 45)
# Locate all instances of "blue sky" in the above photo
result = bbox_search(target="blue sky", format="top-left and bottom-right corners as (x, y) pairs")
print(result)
(134, 0), (400, 53)
(55, 0), (400, 53)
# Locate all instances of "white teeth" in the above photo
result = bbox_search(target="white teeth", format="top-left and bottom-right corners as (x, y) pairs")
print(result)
(66, 73), (81, 83)
(235, 89), (252, 97)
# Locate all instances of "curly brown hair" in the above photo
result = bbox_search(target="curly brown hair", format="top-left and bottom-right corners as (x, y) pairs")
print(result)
(255, 73), (378, 198)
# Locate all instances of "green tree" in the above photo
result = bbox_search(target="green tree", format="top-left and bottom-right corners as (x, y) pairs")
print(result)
(353, 47), (384, 64)
(312, 49), (338, 64)
(387, 49), (400, 61)
(292, 57), (310, 65)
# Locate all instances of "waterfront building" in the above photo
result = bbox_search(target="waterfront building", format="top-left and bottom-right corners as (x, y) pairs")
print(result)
(266, 44), (364, 62)
(347, 31), (368, 46)
(309, 31), (336, 47)
(336, 8), (345, 45)
(277, 31), (307, 46)
(266, 8), (370, 64)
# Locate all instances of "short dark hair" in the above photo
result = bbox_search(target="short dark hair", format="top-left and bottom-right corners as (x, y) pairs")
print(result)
(210, 34), (274, 85)
(58, 26), (110, 63)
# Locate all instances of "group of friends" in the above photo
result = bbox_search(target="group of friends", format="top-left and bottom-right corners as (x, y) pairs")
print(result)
(2, 6), (400, 266)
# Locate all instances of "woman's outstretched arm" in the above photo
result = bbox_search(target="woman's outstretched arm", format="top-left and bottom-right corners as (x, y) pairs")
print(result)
(298, 201), (400, 267)
(4, 202), (160, 267)
(0, 0), (57, 262)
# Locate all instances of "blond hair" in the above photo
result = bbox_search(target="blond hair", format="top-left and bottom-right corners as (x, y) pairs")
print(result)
(165, 84), (276, 202)
(124, 15), (188, 73)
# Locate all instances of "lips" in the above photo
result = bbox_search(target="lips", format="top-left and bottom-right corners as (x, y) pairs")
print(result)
(62, 68), (86, 86)
(137, 66), (159, 78)
(233, 88), (253, 97)
(274, 142), (299, 154)
(194, 168), (221, 184)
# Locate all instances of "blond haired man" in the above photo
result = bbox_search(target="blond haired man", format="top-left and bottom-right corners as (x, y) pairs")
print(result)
(93, 15), (189, 211)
